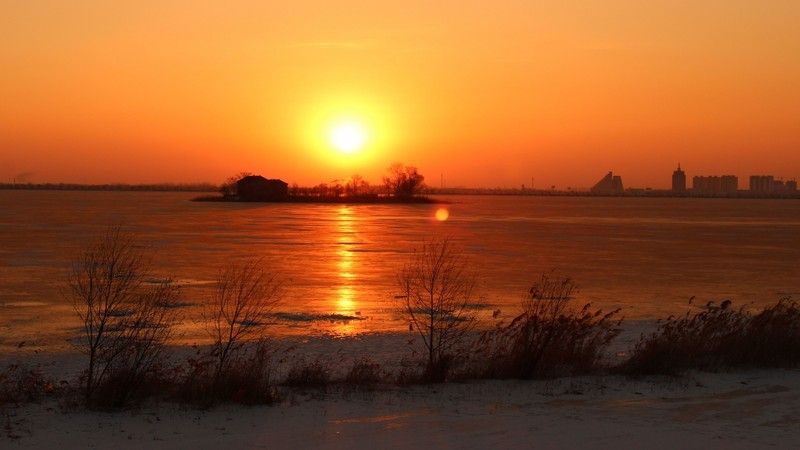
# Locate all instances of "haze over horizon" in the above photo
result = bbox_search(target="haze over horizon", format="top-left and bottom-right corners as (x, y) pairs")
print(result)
(2, 1), (798, 189)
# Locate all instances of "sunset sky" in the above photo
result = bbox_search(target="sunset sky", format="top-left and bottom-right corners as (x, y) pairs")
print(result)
(2, 1), (798, 189)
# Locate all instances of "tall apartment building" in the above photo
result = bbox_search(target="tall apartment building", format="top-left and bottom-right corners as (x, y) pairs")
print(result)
(692, 175), (738, 194)
(750, 175), (799, 193)
(750, 175), (775, 192)
(672, 164), (686, 192)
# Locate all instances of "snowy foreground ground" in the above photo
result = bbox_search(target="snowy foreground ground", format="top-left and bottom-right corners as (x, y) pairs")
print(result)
(5, 369), (799, 449)
(3, 329), (800, 449)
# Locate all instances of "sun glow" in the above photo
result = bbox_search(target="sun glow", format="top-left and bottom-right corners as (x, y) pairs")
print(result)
(329, 121), (367, 154)
(298, 95), (402, 170)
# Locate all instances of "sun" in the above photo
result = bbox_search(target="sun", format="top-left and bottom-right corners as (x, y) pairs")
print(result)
(328, 121), (367, 154)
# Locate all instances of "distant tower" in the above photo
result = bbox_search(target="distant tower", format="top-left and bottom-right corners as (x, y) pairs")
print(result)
(672, 163), (686, 193)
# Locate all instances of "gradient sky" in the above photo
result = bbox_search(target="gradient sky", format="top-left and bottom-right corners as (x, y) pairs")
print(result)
(2, 1), (799, 189)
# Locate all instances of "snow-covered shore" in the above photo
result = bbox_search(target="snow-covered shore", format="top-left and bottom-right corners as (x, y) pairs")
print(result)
(5, 368), (800, 449)
(2, 323), (799, 449)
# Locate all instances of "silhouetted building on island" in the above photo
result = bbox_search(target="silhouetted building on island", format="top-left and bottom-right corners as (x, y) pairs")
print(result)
(591, 171), (624, 194)
(692, 175), (738, 194)
(236, 175), (288, 200)
(672, 163), (686, 193)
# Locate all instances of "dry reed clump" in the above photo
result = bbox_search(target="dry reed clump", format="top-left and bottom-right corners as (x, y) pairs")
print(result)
(0, 363), (53, 406)
(476, 275), (622, 379)
(207, 342), (278, 405)
(283, 359), (331, 389)
(735, 299), (800, 367)
(621, 307), (746, 376)
(344, 357), (384, 387)
(172, 341), (279, 406)
(621, 298), (800, 376)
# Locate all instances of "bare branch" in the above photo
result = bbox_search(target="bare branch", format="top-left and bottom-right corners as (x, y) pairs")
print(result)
(397, 238), (477, 381)
(68, 225), (179, 407)
(205, 259), (282, 383)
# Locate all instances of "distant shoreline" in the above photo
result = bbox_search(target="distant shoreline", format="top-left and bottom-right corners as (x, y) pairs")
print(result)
(192, 194), (446, 204)
(2, 183), (798, 199)
(0, 183), (216, 192)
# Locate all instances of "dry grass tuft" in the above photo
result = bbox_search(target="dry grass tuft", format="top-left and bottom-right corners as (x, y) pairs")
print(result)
(173, 341), (279, 406)
(344, 357), (384, 387)
(621, 298), (800, 376)
(476, 275), (622, 379)
(0, 363), (53, 406)
(283, 359), (331, 389)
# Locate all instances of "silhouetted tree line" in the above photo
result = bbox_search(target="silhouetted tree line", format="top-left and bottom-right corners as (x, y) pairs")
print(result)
(288, 174), (374, 198)
(220, 162), (427, 199)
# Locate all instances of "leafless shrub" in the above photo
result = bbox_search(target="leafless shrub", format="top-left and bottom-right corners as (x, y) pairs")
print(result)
(397, 238), (477, 382)
(204, 259), (282, 391)
(69, 225), (179, 407)
(477, 274), (622, 379)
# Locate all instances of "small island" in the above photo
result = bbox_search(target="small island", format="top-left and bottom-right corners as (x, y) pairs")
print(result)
(194, 163), (445, 204)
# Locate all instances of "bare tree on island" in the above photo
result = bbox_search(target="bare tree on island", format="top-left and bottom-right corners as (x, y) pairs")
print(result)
(219, 171), (254, 197)
(383, 162), (425, 198)
(397, 238), (477, 381)
(345, 174), (371, 196)
(205, 259), (282, 388)
(69, 225), (178, 407)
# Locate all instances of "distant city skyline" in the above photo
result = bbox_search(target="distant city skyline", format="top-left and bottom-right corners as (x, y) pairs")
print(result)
(2, 2), (799, 189)
(4, 159), (799, 191)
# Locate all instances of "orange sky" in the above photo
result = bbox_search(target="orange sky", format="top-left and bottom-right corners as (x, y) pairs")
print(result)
(2, 1), (799, 189)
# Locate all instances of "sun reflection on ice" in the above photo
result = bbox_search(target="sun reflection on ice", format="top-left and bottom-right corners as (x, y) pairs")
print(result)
(338, 248), (355, 279)
(435, 208), (449, 221)
(333, 206), (361, 336)
(337, 285), (356, 314)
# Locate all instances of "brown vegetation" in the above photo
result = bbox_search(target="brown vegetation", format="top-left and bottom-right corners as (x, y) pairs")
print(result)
(0, 363), (52, 406)
(475, 275), (622, 379)
(344, 357), (384, 387)
(622, 298), (800, 376)
(283, 359), (331, 389)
